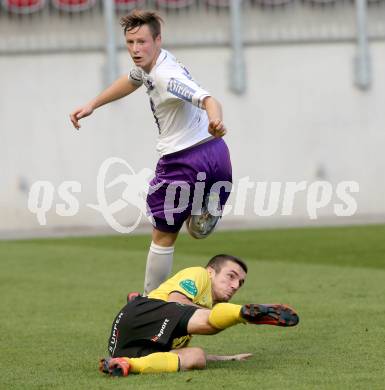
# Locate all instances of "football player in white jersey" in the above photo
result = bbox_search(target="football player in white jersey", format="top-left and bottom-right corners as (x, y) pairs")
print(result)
(70, 10), (232, 295)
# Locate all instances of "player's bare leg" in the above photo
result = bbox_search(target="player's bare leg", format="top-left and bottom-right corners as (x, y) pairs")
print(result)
(143, 228), (178, 295)
(170, 347), (206, 371)
(152, 228), (178, 247)
(187, 303), (299, 335)
(186, 309), (221, 335)
(99, 346), (252, 376)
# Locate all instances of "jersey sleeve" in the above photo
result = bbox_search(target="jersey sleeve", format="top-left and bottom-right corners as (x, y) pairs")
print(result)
(171, 267), (210, 302)
(156, 68), (210, 109)
(128, 67), (144, 87)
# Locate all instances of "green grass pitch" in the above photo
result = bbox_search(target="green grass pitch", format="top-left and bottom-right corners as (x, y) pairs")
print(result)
(1, 225), (385, 389)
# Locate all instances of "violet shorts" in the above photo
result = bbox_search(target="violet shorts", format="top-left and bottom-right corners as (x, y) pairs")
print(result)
(146, 138), (232, 233)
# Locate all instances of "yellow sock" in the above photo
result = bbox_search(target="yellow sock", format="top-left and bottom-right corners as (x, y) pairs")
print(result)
(123, 352), (179, 374)
(208, 303), (246, 330)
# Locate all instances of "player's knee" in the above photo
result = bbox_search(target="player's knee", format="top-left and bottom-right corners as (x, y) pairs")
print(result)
(189, 348), (206, 370)
(152, 228), (178, 246)
(179, 347), (206, 370)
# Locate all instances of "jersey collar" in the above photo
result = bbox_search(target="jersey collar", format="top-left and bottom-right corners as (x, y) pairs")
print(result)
(147, 49), (167, 76)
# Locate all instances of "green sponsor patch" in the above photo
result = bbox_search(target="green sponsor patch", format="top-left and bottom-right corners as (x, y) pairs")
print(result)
(179, 279), (198, 297)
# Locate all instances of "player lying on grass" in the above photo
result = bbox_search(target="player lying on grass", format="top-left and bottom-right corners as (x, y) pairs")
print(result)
(99, 254), (299, 376)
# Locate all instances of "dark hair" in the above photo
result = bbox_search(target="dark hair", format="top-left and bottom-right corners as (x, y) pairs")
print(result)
(120, 10), (163, 39)
(206, 254), (248, 274)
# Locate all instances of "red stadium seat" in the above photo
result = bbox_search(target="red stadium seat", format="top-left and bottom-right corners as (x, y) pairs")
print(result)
(2, 0), (45, 13)
(115, 0), (145, 11)
(52, 0), (96, 12)
(156, 0), (195, 8)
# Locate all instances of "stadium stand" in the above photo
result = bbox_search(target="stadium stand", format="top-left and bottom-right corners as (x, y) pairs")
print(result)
(205, 0), (229, 7)
(0, 0), (384, 55)
(115, 0), (145, 12)
(51, 0), (96, 12)
(302, 0), (337, 6)
(156, 0), (195, 8)
(253, 0), (292, 7)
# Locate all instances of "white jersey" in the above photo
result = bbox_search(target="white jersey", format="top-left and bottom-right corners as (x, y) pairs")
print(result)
(128, 49), (212, 156)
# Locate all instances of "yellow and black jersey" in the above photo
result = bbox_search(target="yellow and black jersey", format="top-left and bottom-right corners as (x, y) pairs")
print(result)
(148, 266), (213, 309)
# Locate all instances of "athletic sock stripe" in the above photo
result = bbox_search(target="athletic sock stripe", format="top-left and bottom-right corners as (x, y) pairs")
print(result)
(150, 241), (175, 255)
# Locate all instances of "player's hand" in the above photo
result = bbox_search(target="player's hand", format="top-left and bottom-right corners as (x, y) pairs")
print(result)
(70, 104), (94, 130)
(229, 353), (253, 361)
(208, 119), (227, 138)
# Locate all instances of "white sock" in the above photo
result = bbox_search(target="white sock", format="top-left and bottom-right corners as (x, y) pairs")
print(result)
(144, 241), (174, 295)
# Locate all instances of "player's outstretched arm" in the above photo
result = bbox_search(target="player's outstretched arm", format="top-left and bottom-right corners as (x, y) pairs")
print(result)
(69, 75), (140, 130)
(206, 353), (253, 362)
(202, 96), (227, 138)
